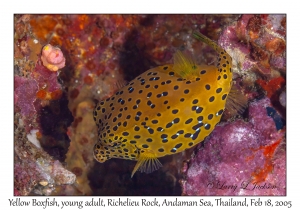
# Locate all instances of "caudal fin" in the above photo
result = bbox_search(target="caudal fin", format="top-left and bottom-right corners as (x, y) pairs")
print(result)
(225, 85), (248, 115)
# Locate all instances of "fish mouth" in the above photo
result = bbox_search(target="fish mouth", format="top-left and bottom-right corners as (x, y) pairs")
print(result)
(93, 143), (109, 163)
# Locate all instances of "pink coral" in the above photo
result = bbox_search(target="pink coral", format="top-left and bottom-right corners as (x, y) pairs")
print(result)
(181, 97), (285, 196)
(41, 44), (65, 71)
(14, 76), (38, 117)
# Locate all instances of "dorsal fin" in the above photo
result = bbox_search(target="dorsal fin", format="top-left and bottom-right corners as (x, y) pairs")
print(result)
(172, 50), (198, 80)
(131, 150), (162, 177)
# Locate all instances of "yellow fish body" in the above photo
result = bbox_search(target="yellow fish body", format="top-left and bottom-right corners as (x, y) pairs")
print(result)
(93, 32), (233, 177)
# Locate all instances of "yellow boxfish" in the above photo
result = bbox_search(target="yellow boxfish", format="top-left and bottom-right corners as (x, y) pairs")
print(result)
(93, 31), (233, 177)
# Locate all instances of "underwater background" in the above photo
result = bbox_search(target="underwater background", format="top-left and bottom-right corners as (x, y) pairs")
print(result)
(14, 14), (286, 196)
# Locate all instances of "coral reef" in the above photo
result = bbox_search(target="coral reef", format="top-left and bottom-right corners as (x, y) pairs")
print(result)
(180, 14), (286, 196)
(181, 97), (286, 195)
(14, 14), (285, 196)
(41, 44), (66, 71)
(14, 15), (75, 195)
(14, 113), (75, 195)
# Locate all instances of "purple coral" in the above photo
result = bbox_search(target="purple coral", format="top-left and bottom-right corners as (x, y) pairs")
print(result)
(14, 76), (38, 117)
(181, 97), (285, 196)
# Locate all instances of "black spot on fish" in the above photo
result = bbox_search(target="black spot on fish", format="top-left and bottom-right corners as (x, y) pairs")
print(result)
(209, 96), (215, 102)
(170, 148), (177, 153)
(173, 118), (180, 123)
(184, 89), (189, 94)
(217, 109), (224, 115)
(204, 124), (211, 130)
(174, 143), (182, 149)
(152, 120), (158, 124)
(185, 118), (193, 124)
(192, 123), (203, 130)
(184, 133), (192, 138)
(166, 122), (173, 128)
(122, 132), (129, 136)
(157, 127), (164, 132)
(148, 128), (154, 134)
(128, 87), (134, 93)
(161, 134), (168, 139)
(172, 109), (179, 114)
(216, 88), (222, 93)
(162, 91), (168, 96)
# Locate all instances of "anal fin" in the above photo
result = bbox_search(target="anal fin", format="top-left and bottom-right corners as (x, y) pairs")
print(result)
(131, 150), (162, 177)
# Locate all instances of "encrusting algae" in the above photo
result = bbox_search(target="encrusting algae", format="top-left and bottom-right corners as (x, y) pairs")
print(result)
(93, 31), (239, 177)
